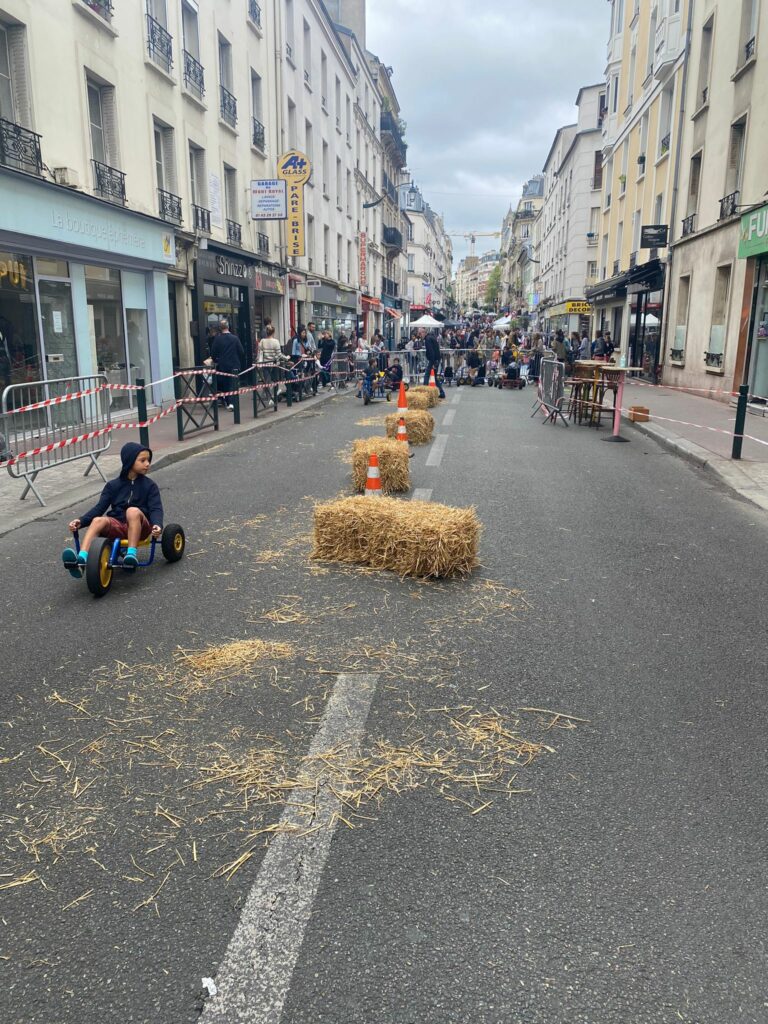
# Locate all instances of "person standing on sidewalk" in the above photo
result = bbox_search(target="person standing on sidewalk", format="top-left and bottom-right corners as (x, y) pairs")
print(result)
(211, 320), (245, 410)
(257, 324), (288, 407)
(305, 321), (319, 395)
(424, 330), (446, 398)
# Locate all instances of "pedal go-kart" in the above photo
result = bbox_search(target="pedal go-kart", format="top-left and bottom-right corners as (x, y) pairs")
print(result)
(69, 524), (186, 598)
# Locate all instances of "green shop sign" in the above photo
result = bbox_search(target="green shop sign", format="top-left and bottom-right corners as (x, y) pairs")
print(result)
(739, 204), (768, 259)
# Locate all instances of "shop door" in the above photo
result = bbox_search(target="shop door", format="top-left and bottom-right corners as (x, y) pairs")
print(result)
(35, 262), (78, 384)
(0, 253), (41, 402)
(749, 260), (768, 401)
(236, 287), (252, 368)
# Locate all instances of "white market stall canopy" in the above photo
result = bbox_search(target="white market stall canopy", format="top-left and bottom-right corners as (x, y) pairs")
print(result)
(492, 316), (512, 329)
(410, 314), (443, 328)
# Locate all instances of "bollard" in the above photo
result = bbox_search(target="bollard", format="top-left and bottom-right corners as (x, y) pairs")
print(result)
(174, 373), (184, 442)
(211, 373), (220, 432)
(136, 378), (150, 450)
(233, 386), (241, 425)
(732, 383), (749, 460)
(285, 366), (293, 407)
(252, 367), (259, 420)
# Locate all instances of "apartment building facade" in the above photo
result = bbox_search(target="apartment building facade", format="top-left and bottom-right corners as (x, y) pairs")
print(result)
(586, 0), (691, 381)
(400, 179), (452, 318)
(502, 175), (544, 318)
(537, 85), (603, 337)
(664, 0), (766, 401)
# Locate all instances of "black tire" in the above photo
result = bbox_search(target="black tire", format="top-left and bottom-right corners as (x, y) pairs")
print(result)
(86, 537), (113, 598)
(161, 524), (186, 563)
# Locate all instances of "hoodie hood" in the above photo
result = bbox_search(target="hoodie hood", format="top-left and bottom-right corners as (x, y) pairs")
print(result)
(120, 442), (153, 479)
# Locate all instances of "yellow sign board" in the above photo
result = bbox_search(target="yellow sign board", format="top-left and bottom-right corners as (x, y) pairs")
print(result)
(566, 301), (592, 314)
(277, 150), (312, 258)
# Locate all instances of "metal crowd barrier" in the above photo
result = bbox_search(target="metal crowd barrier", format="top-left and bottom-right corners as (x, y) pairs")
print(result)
(1, 374), (111, 506)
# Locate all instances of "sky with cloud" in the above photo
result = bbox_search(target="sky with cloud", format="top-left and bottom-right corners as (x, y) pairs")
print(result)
(366, 0), (610, 268)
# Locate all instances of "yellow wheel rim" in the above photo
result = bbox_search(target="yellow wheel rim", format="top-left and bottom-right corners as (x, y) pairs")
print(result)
(173, 533), (184, 553)
(99, 547), (112, 588)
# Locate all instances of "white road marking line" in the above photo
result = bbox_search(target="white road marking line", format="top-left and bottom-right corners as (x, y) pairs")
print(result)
(451, 390), (462, 404)
(425, 433), (449, 468)
(412, 488), (433, 501)
(442, 409), (456, 427)
(203, 672), (379, 1024)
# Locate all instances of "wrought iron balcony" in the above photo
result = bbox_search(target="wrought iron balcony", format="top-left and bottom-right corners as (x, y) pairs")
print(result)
(613, 259), (620, 276)
(745, 36), (756, 62)
(701, 86), (708, 105)
(682, 213), (696, 237)
(606, 193), (612, 208)
(705, 351), (724, 368)
(192, 204), (211, 233)
(183, 50), (205, 98)
(304, 69), (311, 86)
(286, 42), (293, 63)
(146, 14), (173, 73)
(252, 117), (266, 150)
(660, 132), (671, 155)
(383, 226), (403, 250)
(0, 118), (43, 177)
(158, 187), (182, 225)
(380, 110), (407, 166)
(83, 0), (113, 20)
(629, 251), (637, 269)
(220, 85), (237, 127)
(719, 190), (739, 220)
(226, 220), (242, 246)
(670, 348), (685, 362)
(257, 232), (269, 255)
(248, 0), (262, 29)
(92, 159), (126, 204)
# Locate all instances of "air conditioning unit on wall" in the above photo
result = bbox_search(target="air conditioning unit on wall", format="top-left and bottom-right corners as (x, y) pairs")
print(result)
(53, 167), (80, 189)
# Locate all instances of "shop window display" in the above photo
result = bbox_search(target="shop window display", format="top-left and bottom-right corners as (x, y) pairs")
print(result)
(85, 266), (130, 410)
(0, 253), (41, 396)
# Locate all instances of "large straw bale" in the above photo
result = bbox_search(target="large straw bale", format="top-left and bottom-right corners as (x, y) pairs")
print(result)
(400, 391), (430, 410)
(351, 437), (410, 494)
(409, 385), (440, 408)
(312, 496), (481, 578)
(384, 410), (434, 445)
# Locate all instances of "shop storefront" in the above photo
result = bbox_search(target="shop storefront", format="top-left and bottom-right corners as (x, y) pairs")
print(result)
(626, 259), (665, 382)
(309, 283), (358, 341)
(193, 246), (284, 365)
(361, 294), (382, 340)
(585, 275), (628, 357)
(544, 299), (591, 339)
(738, 204), (768, 401)
(383, 301), (403, 345)
(0, 169), (176, 408)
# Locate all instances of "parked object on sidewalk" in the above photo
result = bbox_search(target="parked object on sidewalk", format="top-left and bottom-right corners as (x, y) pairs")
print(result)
(312, 495), (481, 578)
(352, 438), (410, 494)
(628, 406), (650, 423)
(384, 410), (434, 445)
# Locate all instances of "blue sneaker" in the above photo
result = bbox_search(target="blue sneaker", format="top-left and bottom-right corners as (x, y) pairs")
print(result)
(123, 551), (139, 571)
(62, 548), (82, 579)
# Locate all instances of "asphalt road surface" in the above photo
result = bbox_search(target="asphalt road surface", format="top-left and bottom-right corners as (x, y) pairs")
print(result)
(2, 384), (767, 1024)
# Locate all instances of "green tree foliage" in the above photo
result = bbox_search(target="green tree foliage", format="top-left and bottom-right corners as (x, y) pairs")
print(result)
(484, 265), (502, 307)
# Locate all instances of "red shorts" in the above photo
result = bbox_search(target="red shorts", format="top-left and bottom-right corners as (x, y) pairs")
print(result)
(102, 513), (152, 541)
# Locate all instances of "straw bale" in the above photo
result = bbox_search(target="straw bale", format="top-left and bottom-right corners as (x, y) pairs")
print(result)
(401, 391), (430, 411)
(409, 385), (440, 408)
(312, 496), (481, 578)
(351, 438), (410, 494)
(384, 410), (434, 445)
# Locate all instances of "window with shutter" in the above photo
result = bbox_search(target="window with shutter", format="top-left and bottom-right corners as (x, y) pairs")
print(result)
(687, 153), (702, 216)
(100, 84), (119, 168)
(87, 82), (106, 164)
(726, 120), (746, 194)
(0, 24), (13, 122)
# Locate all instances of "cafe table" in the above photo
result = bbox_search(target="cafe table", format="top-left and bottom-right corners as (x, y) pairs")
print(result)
(572, 360), (642, 441)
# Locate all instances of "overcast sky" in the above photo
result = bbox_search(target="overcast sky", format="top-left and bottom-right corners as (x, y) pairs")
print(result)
(367, 0), (609, 268)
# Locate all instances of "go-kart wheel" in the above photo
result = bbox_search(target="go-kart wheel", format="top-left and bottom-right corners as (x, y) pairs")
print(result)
(363, 392), (370, 405)
(161, 524), (186, 563)
(86, 537), (113, 598)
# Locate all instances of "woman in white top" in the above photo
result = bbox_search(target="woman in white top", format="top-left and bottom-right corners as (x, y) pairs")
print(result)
(257, 324), (287, 403)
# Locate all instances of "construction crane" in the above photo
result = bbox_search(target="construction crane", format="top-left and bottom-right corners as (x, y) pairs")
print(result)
(448, 231), (501, 257)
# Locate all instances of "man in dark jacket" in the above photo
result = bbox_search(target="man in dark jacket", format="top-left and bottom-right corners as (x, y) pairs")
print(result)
(423, 331), (445, 398)
(62, 442), (164, 573)
(211, 319), (245, 409)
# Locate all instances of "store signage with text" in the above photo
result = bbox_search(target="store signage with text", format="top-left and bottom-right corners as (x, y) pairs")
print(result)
(640, 224), (668, 249)
(565, 301), (591, 314)
(251, 179), (288, 220)
(277, 151), (311, 257)
(359, 231), (367, 288)
(738, 203), (768, 259)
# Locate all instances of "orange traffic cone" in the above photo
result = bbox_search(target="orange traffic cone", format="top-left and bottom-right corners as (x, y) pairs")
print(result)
(364, 453), (382, 496)
(397, 381), (408, 410)
(428, 368), (438, 389)
(396, 417), (408, 443)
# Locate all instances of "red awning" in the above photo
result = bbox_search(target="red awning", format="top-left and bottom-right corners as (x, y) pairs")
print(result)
(385, 308), (402, 318)
(361, 296), (381, 308)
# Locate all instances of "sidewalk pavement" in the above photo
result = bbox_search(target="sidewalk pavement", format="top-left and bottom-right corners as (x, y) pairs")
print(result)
(620, 379), (768, 512)
(0, 385), (345, 538)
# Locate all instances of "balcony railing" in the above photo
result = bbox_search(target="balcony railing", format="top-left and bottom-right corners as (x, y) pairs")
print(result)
(719, 191), (739, 220)
(83, 0), (113, 20)
(705, 351), (724, 368)
(745, 36), (756, 62)
(380, 110), (407, 166)
(183, 50), (205, 98)
(257, 232), (269, 255)
(227, 219), (242, 246)
(682, 213), (696, 237)
(146, 13), (173, 73)
(286, 42), (293, 63)
(382, 276), (399, 297)
(252, 117), (266, 150)
(192, 204), (211, 233)
(248, 0), (262, 29)
(220, 85), (237, 127)
(660, 132), (671, 155)
(0, 118), (43, 177)
(629, 251), (637, 269)
(383, 226), (403, 250)
(701, 86), (708, 105)
(304, 69), (311, 86)
(92, 159), (126, 204)
(613, 259), (620, 276)
(158, 187), (183, 226)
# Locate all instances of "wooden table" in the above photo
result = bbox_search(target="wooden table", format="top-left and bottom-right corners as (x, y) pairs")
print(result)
(573, 361), (641, 439)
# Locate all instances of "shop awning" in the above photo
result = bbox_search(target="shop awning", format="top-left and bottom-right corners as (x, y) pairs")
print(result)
(585, 273), (628, 303)
(626, 258), (664, 291)
(361, 295), (381, 308)
(385, 307), (402, 318)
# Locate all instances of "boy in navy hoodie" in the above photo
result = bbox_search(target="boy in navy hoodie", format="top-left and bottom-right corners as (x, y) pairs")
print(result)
(62, 442), (164, 575)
